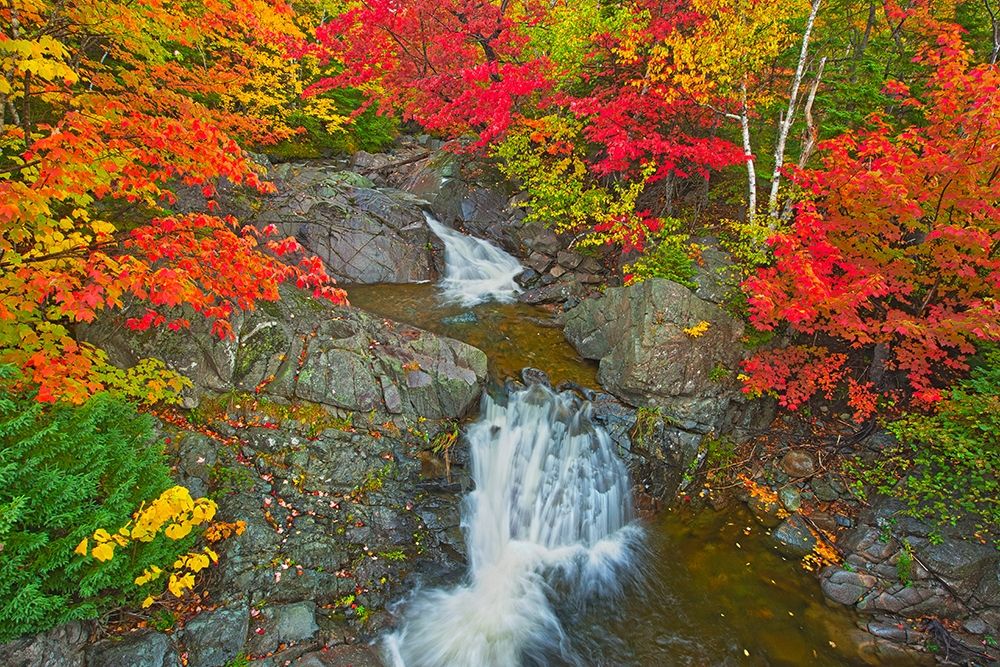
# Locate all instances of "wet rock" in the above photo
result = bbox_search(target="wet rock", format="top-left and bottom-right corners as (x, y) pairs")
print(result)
(563, 278), (758, 435)
(771, 514), (817, 557)
(810, 511), (838, 532)
(248, 602), (319, 656)
(578, 256), (603, 275)
(526, 229), (561, 255)
(518, 282), (584, 305)
(779, 451), (816, 478)
(521, 368), (551, 387)
(549, 265), (568, 279)
(0, 621), (89, 667)
(810, 475), (840, 502)
(847, 628), (936, 666)
(87, 631), (179, 667)
(556, 250), (583, 269)
(525, 253), (553, 274)
(779, 487), (802, 512)
(748, 495), (784, 528)
(182, 603), (249, 667)
(296, 645), (384, 666)
(440, 311), (478, 326)
(821, 567), (878, 605)
(858, 582), (959, 617)
(514, 269), (539, 287)
(573, 272), (603, 285)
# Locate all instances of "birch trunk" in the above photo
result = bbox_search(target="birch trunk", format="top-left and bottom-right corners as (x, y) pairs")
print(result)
(767, 0), (822, 222)
(739, 80), (757, 224)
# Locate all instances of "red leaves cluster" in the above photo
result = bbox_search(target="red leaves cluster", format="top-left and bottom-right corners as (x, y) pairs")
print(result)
(741, 12), (1000, 419)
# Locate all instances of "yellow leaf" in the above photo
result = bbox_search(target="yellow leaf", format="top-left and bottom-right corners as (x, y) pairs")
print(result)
(91, 220), (116, 236)
(74, 538), (88, 556)
(91, 541), (115, 562)
(165, 522), (192, 540)
(141, 596), (155, 609)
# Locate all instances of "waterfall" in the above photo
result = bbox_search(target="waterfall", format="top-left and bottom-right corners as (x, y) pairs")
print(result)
(424, 212), (524, 306)
(384, 384), (643, 667)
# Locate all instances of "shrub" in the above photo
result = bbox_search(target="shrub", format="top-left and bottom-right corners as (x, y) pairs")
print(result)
(0, 370), (190, 641)
(854, 349), (1000, 545)
(622, 229), (698, 289)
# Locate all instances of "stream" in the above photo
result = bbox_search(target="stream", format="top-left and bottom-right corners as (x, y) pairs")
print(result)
(345, 219), (876, 666)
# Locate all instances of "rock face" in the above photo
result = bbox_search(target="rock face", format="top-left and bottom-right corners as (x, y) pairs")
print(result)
(81, 287), (488, 420)
(86, 632), (179, 667)
(563, 278), (760, 435)
(192, 161), (442, 285)
(259, 164), (443, 284)
(0, 621), (89, 667)
(821, 496), (1000, 638)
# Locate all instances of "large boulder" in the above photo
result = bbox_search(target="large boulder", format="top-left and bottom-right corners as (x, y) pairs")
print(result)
(80, 288), (488, 420)
(251, 164), (443, 284)
(563, 278), (758, 435)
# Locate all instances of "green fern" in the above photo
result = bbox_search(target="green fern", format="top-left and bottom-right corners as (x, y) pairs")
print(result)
(0, 367), (189, 641)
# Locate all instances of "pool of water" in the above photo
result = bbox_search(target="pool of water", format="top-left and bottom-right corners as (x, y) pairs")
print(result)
(348, 282), (877, 666)
(345, 282), (598, 388)
(573, 506), (873, 666)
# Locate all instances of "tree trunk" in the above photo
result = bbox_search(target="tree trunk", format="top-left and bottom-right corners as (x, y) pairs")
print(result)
(797, 56), (827, 170)
(986, 0), (1000, 65)
(739, 81), (757, 224)
(767, 0), (822, 222)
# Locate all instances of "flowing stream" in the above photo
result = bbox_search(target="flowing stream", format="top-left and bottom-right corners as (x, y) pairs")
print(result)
(384, 385), (643, 667)
(424, 212), (524, 306)
(348, 223), (875, 666)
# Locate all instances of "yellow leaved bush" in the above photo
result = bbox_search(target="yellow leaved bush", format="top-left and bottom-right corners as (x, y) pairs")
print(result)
(75, 485), (241, 609)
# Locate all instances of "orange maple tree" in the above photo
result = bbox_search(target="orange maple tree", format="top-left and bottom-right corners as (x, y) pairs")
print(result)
(0, 0), (346, 403)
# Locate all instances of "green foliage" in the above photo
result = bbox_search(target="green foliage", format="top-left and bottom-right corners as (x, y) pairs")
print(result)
(708, 363), (731, 382)
(224, 653), (251, 667)
(631, 406), (664, 448)
(896, 540), (914, 587)
(267, 91), (398, 159)
(0, 369), (189, 641)
(857, 350), (1000, 545)
(704, 435), (737, 471)
(622, 228), (697, 288)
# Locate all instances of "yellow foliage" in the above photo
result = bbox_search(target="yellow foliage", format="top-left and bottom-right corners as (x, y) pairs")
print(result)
(74, 485), (242, 607)
(683, 321), (712, 337)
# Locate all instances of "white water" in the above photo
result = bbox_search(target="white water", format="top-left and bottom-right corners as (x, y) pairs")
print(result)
(424, 212), (524, 306)
(384, 384), (642, 667)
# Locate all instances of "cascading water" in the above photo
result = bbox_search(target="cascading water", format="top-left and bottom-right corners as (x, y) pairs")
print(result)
(384, 384), (643, 667)
(424, 212), (524, 306)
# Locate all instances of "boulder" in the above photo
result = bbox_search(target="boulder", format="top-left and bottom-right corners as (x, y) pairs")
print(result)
(562, 278), (753, 435)
(182, 604), (249, 667)
(771, 514), (817, 557)
(249, 165), (442, 284)
(779, 451), (816, 478)
(296, 645), (384, 666)
(821, 567), (878, 605)
(0, 621), (89, 667)
(247, 602), (319, 656)
(86, 632), (179, 667)
(80, 287), (488, 420)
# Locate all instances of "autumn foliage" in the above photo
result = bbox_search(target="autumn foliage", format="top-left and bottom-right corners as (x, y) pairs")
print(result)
(0, 0), (346, 404)
(741, 11), (1000, 418)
